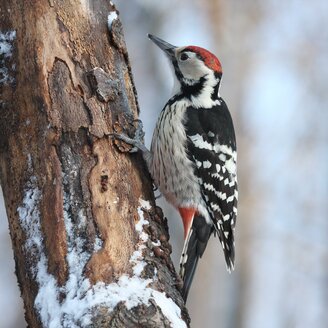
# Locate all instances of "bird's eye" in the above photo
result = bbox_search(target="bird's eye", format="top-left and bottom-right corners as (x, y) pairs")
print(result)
(180, 53), (189, 61)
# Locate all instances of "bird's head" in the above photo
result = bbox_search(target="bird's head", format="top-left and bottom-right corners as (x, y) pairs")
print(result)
(148, 34), (222, 102)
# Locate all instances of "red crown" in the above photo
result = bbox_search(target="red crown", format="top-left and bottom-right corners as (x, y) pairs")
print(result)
(185, 46), (222, 73)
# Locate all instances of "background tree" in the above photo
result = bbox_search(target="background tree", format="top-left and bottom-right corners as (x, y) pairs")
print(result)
(0, 0), (189, 327)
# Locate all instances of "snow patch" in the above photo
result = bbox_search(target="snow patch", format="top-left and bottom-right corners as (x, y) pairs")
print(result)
(130, 198), (151, 276)
(139, 199), (151, 210)
(0, 30), (15, 57)
(152, 290), (187, 328)
(152, 240), (161, 247)
(107, 11), (118, 30)
(93, 236), (103, 252)
(0, 30), (16, 84)
(136, 200), (150, 242)
(17, 176), (42, 255)
(17, 172), (185, 328)
(132, 260), (147, 277)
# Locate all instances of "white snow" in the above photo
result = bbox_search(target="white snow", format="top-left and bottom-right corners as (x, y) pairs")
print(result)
(131, 198), (151, 276)
(17, 176), (42, 253)
(0, 30), (16, 84)
(152, 290), (187, 328)
(107, 11), (118, 30)
(0, 30), (15, 57)
(17, 178), (186, 328)
(93, 236), (103, 252)
(139, 198), (151, 210)
(132, 260), (147, 276)
(152, 240), (161, 247)
(136, 200), (150, 242)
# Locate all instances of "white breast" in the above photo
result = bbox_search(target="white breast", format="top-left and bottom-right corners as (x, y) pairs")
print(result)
(149, 101), (206, 215)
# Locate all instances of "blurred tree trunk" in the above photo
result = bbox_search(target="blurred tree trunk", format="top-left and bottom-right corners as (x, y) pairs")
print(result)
(0, 1), (189, 327)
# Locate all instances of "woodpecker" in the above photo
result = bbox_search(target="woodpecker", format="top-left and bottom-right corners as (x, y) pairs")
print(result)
(116, 34), (237, 301)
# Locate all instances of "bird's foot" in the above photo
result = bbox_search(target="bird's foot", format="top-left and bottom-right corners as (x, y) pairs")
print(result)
(114, 119), (147, 153)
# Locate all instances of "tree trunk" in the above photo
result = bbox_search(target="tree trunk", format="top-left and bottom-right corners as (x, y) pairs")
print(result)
(0, 1), (189, 327)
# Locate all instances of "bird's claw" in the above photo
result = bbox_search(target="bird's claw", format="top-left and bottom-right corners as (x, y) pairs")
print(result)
(113, 132), (138, 153)
(113, 119), (146, 154)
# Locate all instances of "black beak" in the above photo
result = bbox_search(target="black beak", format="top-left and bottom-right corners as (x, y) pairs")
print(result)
(148, 34), (177, 57)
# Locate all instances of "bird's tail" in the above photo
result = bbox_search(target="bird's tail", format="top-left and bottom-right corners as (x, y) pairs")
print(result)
(213, 220), (235, 272)
(179, 215), (212, 302)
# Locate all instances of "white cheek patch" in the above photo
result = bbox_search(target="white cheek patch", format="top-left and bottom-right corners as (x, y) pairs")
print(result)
(179, 56), (211, 81)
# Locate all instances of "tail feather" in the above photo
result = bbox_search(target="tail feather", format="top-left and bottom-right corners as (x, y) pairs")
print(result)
(179, 215), (212, 302)
(215, 221), (235, 272)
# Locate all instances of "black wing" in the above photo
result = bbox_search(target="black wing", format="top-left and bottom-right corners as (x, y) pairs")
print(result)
(185, 100), (238, 270)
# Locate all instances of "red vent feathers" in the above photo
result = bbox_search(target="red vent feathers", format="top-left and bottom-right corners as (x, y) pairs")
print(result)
(185, 46), (222, 73)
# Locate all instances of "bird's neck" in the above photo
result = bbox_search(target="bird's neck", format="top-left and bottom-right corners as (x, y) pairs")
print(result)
(172, 72), (222, 109)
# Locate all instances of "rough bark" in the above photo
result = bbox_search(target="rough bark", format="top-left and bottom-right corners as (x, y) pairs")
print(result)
(0, 1), (189, 327)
